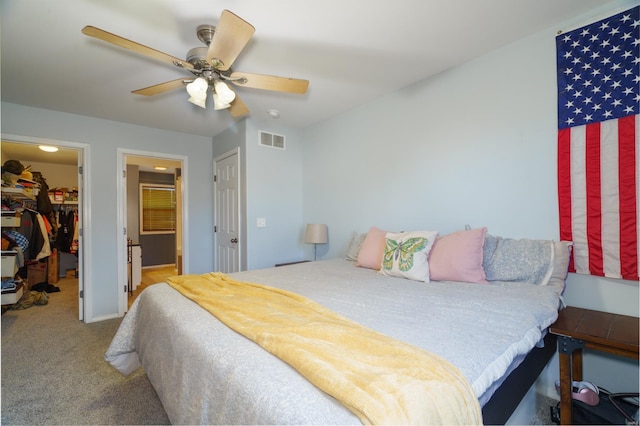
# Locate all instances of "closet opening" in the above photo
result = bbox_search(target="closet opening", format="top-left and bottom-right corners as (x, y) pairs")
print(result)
(1, 139), (85, 320)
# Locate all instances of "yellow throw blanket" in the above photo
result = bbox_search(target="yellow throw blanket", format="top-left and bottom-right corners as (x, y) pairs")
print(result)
(167, 273), (482, 425)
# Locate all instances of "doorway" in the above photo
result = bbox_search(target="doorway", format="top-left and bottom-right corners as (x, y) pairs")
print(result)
(117, 149), (187, 313)
(1, 137), (88, 321)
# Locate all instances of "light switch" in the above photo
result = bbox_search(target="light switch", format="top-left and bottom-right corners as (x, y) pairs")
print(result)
(257, 217), (266, 228)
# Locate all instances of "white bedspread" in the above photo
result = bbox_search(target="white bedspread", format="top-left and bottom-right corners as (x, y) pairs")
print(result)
(106, 259), (563, 425)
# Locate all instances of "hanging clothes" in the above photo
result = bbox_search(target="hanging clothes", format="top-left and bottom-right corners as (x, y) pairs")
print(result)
(55, 209), (71, 253)
(70, 212), (79, 254)
(34, 213), (51, 260)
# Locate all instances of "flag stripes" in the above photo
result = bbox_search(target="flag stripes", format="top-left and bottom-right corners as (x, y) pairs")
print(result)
(558, 115), (639, 280)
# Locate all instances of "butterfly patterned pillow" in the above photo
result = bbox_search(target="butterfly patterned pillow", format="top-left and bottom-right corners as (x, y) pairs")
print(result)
(379, 230), (438, 282)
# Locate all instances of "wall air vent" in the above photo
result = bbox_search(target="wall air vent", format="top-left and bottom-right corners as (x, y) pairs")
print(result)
(259, 131), (285, 150)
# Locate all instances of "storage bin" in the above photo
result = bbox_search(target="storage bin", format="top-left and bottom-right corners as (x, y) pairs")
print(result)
(1, 282), (23, 305)
(1, 211), (21, 227)
(27, 261), (48, 285)
(1, 251), (18, 277)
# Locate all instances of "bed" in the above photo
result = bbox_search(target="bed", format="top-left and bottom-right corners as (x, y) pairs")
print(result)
(106, 228), (571, 424)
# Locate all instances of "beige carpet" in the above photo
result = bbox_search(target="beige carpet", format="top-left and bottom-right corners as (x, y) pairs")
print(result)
(1, 276), (170, 425)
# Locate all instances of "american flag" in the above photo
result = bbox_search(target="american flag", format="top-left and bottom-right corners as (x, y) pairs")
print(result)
(556, 6), (639, 281)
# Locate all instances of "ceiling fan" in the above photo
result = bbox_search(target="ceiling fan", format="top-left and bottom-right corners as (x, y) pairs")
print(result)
(81, 10), (309, 118)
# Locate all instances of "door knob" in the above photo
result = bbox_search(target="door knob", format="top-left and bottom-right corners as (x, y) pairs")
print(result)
(230, 238), (238, 243)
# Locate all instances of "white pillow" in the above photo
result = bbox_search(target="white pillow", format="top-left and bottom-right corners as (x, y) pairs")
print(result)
(379, 230), (438, 282)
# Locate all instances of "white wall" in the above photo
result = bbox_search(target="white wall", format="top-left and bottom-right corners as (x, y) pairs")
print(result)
(1, 102), (214, 322)
(299, 0), (639, 398)
(244, 119), (305, 269)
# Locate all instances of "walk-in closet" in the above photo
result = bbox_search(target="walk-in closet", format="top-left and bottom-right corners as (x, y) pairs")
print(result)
(1, 141), (81, 314)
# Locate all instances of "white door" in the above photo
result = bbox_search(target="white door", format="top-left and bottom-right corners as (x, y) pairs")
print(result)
(214, 149), (240, 273)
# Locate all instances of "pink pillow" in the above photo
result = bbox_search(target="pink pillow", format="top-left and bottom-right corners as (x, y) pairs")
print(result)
(356, 227), (388, 270)
(428, 227), (488, 283)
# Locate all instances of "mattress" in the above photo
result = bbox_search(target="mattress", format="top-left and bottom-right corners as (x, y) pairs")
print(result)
(106, 258), (564, 424)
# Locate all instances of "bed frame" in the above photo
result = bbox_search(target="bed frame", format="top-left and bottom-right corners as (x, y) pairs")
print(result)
(482, 332), (557, 424)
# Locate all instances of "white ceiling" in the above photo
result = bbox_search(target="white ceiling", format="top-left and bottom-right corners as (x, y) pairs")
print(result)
(1, 0), (615, 139)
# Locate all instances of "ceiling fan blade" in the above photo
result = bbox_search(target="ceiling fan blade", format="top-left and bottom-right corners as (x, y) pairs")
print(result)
(206, 10), (255, 71)
(228, 94), (250, 118)
(82, 26), (195, 72)
(229, 72), (309, 94)
(132, 78), (192, 96)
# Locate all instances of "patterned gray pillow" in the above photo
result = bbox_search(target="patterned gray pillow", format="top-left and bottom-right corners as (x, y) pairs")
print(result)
(345, 232), (367, 261)
(483, 234), (554, 284)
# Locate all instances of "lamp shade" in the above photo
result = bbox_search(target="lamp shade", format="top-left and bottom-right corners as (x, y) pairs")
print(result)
(213, 80), (236, 110)
(305, 224), (328, 244)
(186, 77), (208, 108)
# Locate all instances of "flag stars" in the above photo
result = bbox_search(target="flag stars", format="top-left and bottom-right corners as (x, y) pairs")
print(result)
(557, 8), (638, 129)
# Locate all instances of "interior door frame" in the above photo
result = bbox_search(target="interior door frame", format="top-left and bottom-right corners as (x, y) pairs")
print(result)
(1, 133), (90, 321)
(116, 148), (188, 315)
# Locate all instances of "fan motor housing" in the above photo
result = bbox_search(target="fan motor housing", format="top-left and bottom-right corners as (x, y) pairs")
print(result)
(186, 47), (209, 69)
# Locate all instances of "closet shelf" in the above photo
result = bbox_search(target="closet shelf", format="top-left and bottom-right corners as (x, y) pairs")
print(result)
(1, 187), (36, 201)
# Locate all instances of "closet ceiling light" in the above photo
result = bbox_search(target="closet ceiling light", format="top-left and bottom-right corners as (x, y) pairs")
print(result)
(39, 145), (59, 153)
(154, 166), (168, 171)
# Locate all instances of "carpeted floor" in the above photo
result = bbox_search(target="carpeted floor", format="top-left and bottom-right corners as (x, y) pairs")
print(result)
(1, 276), (170, 425)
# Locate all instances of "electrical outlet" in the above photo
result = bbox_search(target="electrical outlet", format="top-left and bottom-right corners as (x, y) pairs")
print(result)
(257, 217), (266, 228)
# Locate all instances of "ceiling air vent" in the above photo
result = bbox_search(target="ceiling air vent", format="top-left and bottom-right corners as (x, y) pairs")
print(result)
(259, 131), (285, 150)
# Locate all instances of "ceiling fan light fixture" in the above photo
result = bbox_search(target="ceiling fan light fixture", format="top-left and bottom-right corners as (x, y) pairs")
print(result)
(213, 80), (236, 110)
(186, 77), (208, 108)
(188, 96), (207, 108)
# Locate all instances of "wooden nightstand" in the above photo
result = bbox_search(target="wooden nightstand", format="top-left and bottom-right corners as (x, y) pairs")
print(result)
(549, 306), (639, 425)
